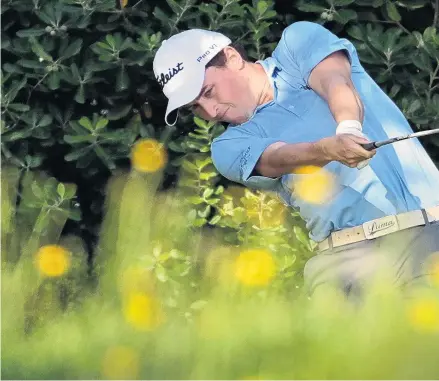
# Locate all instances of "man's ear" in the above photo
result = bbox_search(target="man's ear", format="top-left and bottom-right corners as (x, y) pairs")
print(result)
(223, 46), (245, 70)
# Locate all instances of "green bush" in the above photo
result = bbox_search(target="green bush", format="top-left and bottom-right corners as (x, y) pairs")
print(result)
(2, 0), (438, 266)
(2, 166), (439, 379)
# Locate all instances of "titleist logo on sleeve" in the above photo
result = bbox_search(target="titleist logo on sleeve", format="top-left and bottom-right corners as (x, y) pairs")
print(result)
(156, 62), (184, 88)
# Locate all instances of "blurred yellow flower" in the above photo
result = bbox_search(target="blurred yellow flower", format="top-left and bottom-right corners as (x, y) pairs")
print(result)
(120, 0), (128, 8)
(131, 138), (167, 173)
(234, 249), (276, 286)
(101, 345), (139, 380)
(35, 245), (70, 277)
(291, 165), (336, 204)
(408, 298), (439, 332)
(123, 291), (164, 331)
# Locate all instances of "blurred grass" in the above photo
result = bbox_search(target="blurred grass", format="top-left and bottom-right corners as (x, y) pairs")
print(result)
(2, 164), (439, 380)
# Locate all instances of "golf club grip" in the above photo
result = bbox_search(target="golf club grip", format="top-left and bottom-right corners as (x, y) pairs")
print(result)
(361, 142), (377, 151)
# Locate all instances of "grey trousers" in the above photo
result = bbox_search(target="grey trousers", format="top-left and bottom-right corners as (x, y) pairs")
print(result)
(304, 221), (439, 297)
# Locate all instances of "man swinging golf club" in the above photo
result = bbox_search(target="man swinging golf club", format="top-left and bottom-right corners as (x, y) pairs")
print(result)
(153, 21), (439, 296)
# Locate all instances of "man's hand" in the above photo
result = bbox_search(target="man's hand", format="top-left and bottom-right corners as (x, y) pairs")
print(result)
(336, 120), (371, 169)
(316, 134), (376, 168)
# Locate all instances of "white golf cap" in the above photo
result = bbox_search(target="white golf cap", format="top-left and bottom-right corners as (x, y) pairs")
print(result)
(153, 29), (232, 126)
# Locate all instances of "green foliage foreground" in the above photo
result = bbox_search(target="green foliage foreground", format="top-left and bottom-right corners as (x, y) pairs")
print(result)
(2, 167), (439, 380)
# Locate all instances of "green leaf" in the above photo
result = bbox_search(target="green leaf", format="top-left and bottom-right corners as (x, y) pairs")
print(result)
(31, 181), (44, 199)
(105, 34), (116, 48)
(94, 145), (116, 170)
(293, 226), (310, 248)
(407, 99), (421, 114)
(8, 103), (30, 112)
(62, 38), (83, 59)
(57, 183), (65, 197)
(209, 215), (221, 225)
(396, 0), (427, 9)
(187, 196), (205, 205)
(47, 72), (60, 90)
(193, 217), (207, 227)
(198, 205), (211, 218)
(64, 184), (77, 199)
(65, 146), (92, 161)
(3, 130), (32, 142)
(385, 2), (401, 21)
(333, 0), (355, 5)
(79, 117), (94, 132)
(75, 85), (86, 104)
(63, 134), (95, 144)
(16, 59), (45, 69)
(44, 177), (57, 196)
(30, 38), (53, 62)
(203, 188), (214, 198)
(257, 0), (269, 14)
(107, 104), (132, 120)
(155, 264), (168, 282)
(297, 2), (326, 12)
(95, 118), (109, 130)
(193, 117), (208, 129)
(166, 0), (183, 14)
(334, 9), (357, 24)
(16, 28), (46, 37)
(38, 115), (52, 127)
(116, 65), (129, 91)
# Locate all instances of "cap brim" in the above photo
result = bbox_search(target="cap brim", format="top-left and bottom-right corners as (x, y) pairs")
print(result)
(164, 68), (205, 126)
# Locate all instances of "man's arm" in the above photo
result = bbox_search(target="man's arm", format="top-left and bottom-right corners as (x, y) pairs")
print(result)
(256, 134), (374, 178)
(308, 51), (364, 123)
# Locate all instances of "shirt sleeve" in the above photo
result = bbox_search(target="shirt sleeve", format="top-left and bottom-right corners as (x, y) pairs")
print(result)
(211, 128), (283, 191)
(276, 21), (358, 85)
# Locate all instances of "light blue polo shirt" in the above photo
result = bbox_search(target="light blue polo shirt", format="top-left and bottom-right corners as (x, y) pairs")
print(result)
(210, 21), (439, 242)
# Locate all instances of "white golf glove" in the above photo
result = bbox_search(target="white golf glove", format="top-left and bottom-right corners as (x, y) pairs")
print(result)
(336, 120), (370, 169)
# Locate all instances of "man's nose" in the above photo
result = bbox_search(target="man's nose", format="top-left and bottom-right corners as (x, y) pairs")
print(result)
(199, 100), (218, 120)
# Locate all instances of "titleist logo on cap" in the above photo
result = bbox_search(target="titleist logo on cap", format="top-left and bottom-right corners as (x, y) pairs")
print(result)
(156, 62), (184, 88)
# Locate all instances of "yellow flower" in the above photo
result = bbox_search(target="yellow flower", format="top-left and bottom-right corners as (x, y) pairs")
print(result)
(234, 249), (276, 286)
(35, 245), (70, 277)
(408, 298), (439, 332)
(123, 292), (164, 330)
(291, 165), (336, 204)
(101, 345), (139, 380)
(131, 139), (167, 173)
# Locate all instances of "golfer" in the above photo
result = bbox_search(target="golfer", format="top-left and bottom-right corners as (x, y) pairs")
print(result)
(153, 21), (439, 295)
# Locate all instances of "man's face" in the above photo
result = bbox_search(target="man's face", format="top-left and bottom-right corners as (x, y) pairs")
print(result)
(185, 65), (258, 125)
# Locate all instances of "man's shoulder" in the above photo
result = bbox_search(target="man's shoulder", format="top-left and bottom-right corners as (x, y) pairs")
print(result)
(212, 121), (259, 145)
(279, 21), (324, 41)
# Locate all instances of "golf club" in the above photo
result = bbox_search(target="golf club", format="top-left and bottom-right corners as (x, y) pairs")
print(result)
(361, 128), (439, 151)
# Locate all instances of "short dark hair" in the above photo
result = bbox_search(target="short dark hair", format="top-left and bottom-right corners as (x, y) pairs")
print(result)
(206, 42), (249, 68)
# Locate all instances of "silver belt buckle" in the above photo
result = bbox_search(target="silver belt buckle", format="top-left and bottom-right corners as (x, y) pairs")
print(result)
(363, 215), (399, 239)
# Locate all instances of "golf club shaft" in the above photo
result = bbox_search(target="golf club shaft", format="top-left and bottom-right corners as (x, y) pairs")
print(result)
(361, 128), (439, 151)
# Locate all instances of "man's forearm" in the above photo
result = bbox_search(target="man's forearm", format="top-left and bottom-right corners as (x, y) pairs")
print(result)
(323, 74), (364, 123)
(258, 141), (330, 177)
(257, 134), (375, 178)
